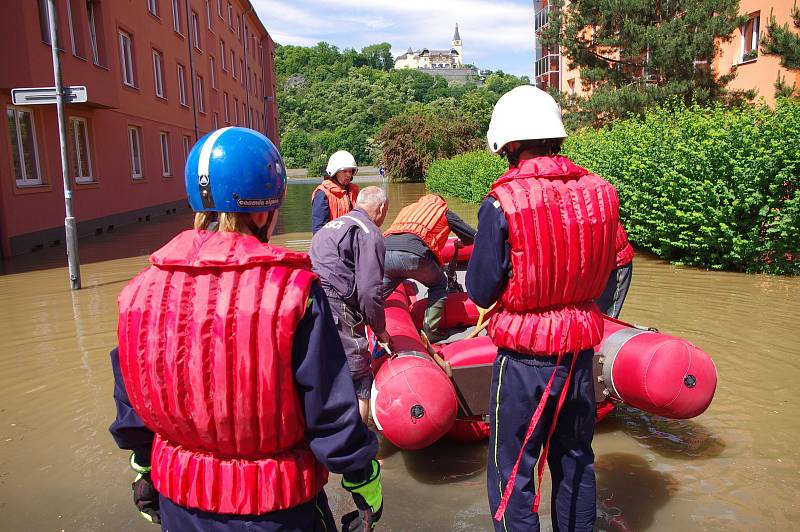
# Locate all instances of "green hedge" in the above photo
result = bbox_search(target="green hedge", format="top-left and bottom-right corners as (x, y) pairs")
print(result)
(426, 100), (800, 274)
(426, 151), (507, 203)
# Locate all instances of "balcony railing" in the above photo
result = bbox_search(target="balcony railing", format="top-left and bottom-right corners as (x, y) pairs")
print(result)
(534, 53), (560, 78)
(534, 5), (551, 32)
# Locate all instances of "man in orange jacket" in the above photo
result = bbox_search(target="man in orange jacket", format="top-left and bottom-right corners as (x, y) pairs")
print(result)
(382, 194), (476, 343)
(311, 150), (360, 234)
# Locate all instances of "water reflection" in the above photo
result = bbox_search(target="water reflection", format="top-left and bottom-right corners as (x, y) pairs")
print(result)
(597, 406), (726, 460)
(595, 453), (678, 532)
(400, 439), (488, 485)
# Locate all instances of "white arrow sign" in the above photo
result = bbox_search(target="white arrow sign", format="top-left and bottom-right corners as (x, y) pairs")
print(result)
(11, 85), (88, 105)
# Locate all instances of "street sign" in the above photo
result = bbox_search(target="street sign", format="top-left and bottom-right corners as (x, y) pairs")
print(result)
(11, 85), (88, 105)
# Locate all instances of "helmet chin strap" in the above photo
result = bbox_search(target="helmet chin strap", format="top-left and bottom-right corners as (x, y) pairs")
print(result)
(246, 211), (275, 243)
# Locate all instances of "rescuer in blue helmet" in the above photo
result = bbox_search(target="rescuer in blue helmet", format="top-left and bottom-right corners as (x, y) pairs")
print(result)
(110, 127), (384, 531)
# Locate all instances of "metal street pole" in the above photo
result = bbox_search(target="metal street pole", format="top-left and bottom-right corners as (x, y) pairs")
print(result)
(47, 0), (81, 290)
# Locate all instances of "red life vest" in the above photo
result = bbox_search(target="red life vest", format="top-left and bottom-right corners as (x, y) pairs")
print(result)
(117, 230), (328, 515)
(615, 222), (634, 267)
(385, 194), (450, 265)
(487, 156), (618, 356)
(312, 179), (359, 221)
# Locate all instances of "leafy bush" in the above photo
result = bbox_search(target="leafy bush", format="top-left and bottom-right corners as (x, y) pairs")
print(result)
(425, 100), (800, 274)
(563, 99), (799, 274)
(426, 151), (507, 203)
(375, 104), (484, 181)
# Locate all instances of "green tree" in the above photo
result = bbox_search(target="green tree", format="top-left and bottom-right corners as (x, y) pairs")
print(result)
(280, 130), (313, 168)
(761, 4), (800, 97)
(540, 0), (748, 127)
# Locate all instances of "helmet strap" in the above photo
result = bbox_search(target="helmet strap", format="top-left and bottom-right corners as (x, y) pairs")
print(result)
(246, 211), (275, 243)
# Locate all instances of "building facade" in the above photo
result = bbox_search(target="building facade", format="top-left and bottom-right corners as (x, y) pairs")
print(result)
(0, 0), (279, 257)
(533, 0), (800, 103)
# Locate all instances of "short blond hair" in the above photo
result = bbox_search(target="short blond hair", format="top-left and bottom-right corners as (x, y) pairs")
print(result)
(194, 212), (250, 233)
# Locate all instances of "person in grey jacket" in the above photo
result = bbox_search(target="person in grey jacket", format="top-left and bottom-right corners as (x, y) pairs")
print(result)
(310, 186), (393, 422)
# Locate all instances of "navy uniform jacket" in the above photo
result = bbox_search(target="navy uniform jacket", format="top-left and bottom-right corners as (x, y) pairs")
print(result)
(466, 197), (510, 307)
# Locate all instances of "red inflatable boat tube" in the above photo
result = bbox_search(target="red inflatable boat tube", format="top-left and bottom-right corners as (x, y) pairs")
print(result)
(439, 237), (473, 264)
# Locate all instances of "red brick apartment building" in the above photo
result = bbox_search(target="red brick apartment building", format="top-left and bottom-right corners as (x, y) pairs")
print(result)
(533, 0), (800, 106)
(0, 0), (279, 257)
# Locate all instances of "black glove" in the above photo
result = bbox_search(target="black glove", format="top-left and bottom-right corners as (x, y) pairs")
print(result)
(132, 472), (161, 524)
(341, 507), (376, 532)
(341, 459), (383, 531)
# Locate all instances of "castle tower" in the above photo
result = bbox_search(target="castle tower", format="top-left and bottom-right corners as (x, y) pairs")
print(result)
(452, 23), (462, 66)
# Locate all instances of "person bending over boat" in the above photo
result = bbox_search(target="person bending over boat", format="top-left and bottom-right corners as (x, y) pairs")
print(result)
(466, 86), (621, 532)
(596, 223), (634, 318)
(310, 186), (393, 423)
(312, 150), (360, 234)
(382, 194), (476, 343)
(109, 128), (383, 532)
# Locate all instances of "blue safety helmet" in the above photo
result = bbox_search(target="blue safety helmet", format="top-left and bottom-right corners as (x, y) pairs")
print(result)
(185, 127), (287, 213)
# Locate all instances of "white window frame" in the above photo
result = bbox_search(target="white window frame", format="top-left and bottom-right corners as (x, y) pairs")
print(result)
(147, 0), (159, 17)
(7, 106), (43, 187)
(242, 102), (246, 126)
(205, 0), (212, 29)
(159, 131), (171, 177)
(182, 135), (191, 161)
(196, 75), (205, 113)
(209, 55), (217, 88)
(171, 0), (182, 34)
(217, 0), (223, 18)
(69, 117), (93, 183)
(88, 1), (100, 65)
(223, 92), (230, 122)
(239, 59), (244, 85)
(227, 2), (233, 27)
(191, 11), (201, 50)
(177, 63), (187, 106)
(220, 39), (227, 70)
(128, 126), (143, 179)
(233, 97), (239, 125)
(740, 13), (760, 62)
(212, 112), (219, 130)
(231, 50), (236, 79)
(119, 31), (136, 87)
(152, 49), (165, 98)
(236, 14), (241, 39)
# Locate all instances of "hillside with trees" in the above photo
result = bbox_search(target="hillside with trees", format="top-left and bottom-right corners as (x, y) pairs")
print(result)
(275, 42), (529, 178)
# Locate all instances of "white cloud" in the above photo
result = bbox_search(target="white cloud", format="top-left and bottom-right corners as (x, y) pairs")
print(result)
(252, 0), (534, 75)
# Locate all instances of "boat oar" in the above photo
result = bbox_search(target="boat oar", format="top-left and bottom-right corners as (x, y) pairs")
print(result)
(467, 303), (497, 339)
(419, 331), (453, 377)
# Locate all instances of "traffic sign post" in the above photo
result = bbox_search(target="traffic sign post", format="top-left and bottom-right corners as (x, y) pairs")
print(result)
(47, 0), (81, 290)
(11, 86), (88, 105)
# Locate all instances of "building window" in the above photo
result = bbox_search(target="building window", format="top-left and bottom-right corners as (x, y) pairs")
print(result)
(66, 0), (86, 58)
(248, 106), (253, 128)
(213, 112), (219, 130)
(233, 97), (239, 125)
(69, 117), (93, 183)
(217, 0), (223, 18)
(223, 92), (230, 122)
(227, 2), (233, 27)
(209, 55), (216, 88)
(7, 107), (42, 187)
(239, 59), (244, 86)
(128, 126), (143, 179)
(236, 14), (241, 39)
(171, 0), (182, 34)
(177, 64), (187, 106)
(119, 30), (136, 87)
(159, 132), (171, 177)
(153, 49), (165, 98)
(242, 102), (247, 127)
(196, 76), (205, 113)
(220, 39), (226, 70)
(205, 0), (212, 29)
(147, 0), (159, 17)
(741, 13), (760, 62)
(191, 11), (201, 50)
(231, 50), (236, 79)
(182, 135), (191, 161)
(87, 1), (103, 65)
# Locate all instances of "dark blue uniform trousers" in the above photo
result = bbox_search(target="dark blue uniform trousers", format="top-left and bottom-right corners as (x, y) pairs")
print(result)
(488, 349), (596, 532)
(159, 490), (337, 532)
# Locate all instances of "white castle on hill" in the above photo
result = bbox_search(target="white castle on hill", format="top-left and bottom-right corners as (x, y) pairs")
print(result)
(395, 24), (463, 70)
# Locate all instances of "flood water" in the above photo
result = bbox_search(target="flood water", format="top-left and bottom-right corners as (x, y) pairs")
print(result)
(0, 179), (798, 531)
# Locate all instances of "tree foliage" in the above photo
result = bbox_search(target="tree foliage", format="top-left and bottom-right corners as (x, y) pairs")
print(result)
(275, 42), (528, 176)
(540, 0), (749, 127)
(761, 4), (800, 98)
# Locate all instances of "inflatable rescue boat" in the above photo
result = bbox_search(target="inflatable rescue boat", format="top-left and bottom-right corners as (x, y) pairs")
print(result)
(370, 239), (718, 450)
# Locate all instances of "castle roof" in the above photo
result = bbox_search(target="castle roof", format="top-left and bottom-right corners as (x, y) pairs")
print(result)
(453, 23), (460, 41)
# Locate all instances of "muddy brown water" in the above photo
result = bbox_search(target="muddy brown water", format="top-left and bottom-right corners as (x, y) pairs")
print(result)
(0, 180), (798, 531)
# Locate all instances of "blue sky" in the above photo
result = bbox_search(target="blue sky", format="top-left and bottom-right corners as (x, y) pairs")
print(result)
(251, 0), (535, 78)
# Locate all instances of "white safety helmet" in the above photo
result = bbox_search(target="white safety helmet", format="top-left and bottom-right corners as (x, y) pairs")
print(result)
(325, 150), (358, 178)
(486, 85), (567, 154)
